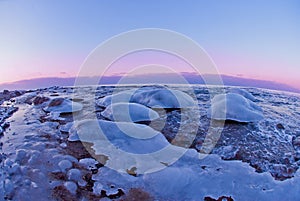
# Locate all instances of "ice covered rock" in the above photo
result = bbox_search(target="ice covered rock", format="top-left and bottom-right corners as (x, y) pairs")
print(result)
(59, 122), (73, 133)
(43, 98), (83, 114)
(93, 182), (103, 195)
(32, 96), (50, 105)
(58, 160), (73, 172)
(79, 158), (98, 170)
(15, 149), (27, 162)
(229, 88), (256, 101)
(96, 88), (196, 108)
(67, 168), (82, 182)
(4, 179), (14, 195)
(101, 102), (159, 122)
(208, 93), (263, 123)
(60, 142), (67, 148)
(64, 181), (77, 194)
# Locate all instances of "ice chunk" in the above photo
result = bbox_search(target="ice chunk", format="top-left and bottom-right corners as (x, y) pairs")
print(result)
(101, 102), (159, 122)
(208, 93), (263, 122)
(43, 98), (83, 114)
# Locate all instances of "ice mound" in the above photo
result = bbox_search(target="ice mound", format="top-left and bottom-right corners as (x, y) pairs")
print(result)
(96, 88), (196, 108)
(208, 93), (263, 122)
(229, 88), (256, 101)
(96, 90), (134, 107)
(68, 119), (178, 173)
(131, 88), (196, 108)
(43, 98), (83, 114)
(101, 102), (159, 122)
(68, 119), (168, 153)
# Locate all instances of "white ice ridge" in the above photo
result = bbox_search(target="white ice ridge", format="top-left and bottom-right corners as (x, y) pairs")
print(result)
(101, 102), (159, 122)
(96, 88), (197, 108)
(208, 93), (263, 122)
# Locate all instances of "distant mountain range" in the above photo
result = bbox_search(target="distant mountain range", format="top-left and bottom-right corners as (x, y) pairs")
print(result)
(0, 73), (299, 93)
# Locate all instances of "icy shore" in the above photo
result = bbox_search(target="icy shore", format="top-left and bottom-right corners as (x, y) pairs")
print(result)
(0, 85), (300, 200)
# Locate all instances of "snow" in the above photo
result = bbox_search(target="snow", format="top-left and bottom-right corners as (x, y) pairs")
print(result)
(208, 93), (264, 122)
(101, 102), (159, 122)
(43, 98), (83, 114)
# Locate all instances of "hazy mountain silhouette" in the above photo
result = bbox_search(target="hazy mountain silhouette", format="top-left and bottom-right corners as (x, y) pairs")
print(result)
(0, 73), (299, 93)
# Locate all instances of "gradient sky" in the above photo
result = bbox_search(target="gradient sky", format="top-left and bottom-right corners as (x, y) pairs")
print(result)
(0, 0), (299, 89)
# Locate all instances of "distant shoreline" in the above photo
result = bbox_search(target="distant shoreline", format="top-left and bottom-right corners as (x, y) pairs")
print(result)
(0, 74), (299, 94)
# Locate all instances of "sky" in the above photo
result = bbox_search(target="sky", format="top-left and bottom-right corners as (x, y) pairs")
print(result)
(0, 0), (299, 89)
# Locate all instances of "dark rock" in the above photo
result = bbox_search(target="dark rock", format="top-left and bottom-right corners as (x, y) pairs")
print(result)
(204, 196), (234, 201)
(122, 188), (153, 201)
(276, 123), (285, 130)
(48, 98), (64, 107)
(33, 96), (50, 105)
(3, 90), (9, 95)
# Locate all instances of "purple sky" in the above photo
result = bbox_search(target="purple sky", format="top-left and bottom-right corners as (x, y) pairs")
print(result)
(0, 1), (299, 90)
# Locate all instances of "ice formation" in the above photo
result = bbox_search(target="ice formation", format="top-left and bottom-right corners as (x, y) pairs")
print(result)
(1, 85), (300, 200)
(96, 88), (196, 108)
(69, 119), (168, 153)
(43, 98), (83, 114)
(101, 102), (159, 122)
(131, 88), (197, 108)
(229, 88), (256, 101)
(208, 93), (264, 122)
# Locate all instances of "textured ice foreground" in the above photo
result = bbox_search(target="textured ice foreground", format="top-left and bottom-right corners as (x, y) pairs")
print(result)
(101, 102), (159, 122)
(1, 85), (300, 200)
(208, 93), (264, 122)
(97, 87), (197, 108)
